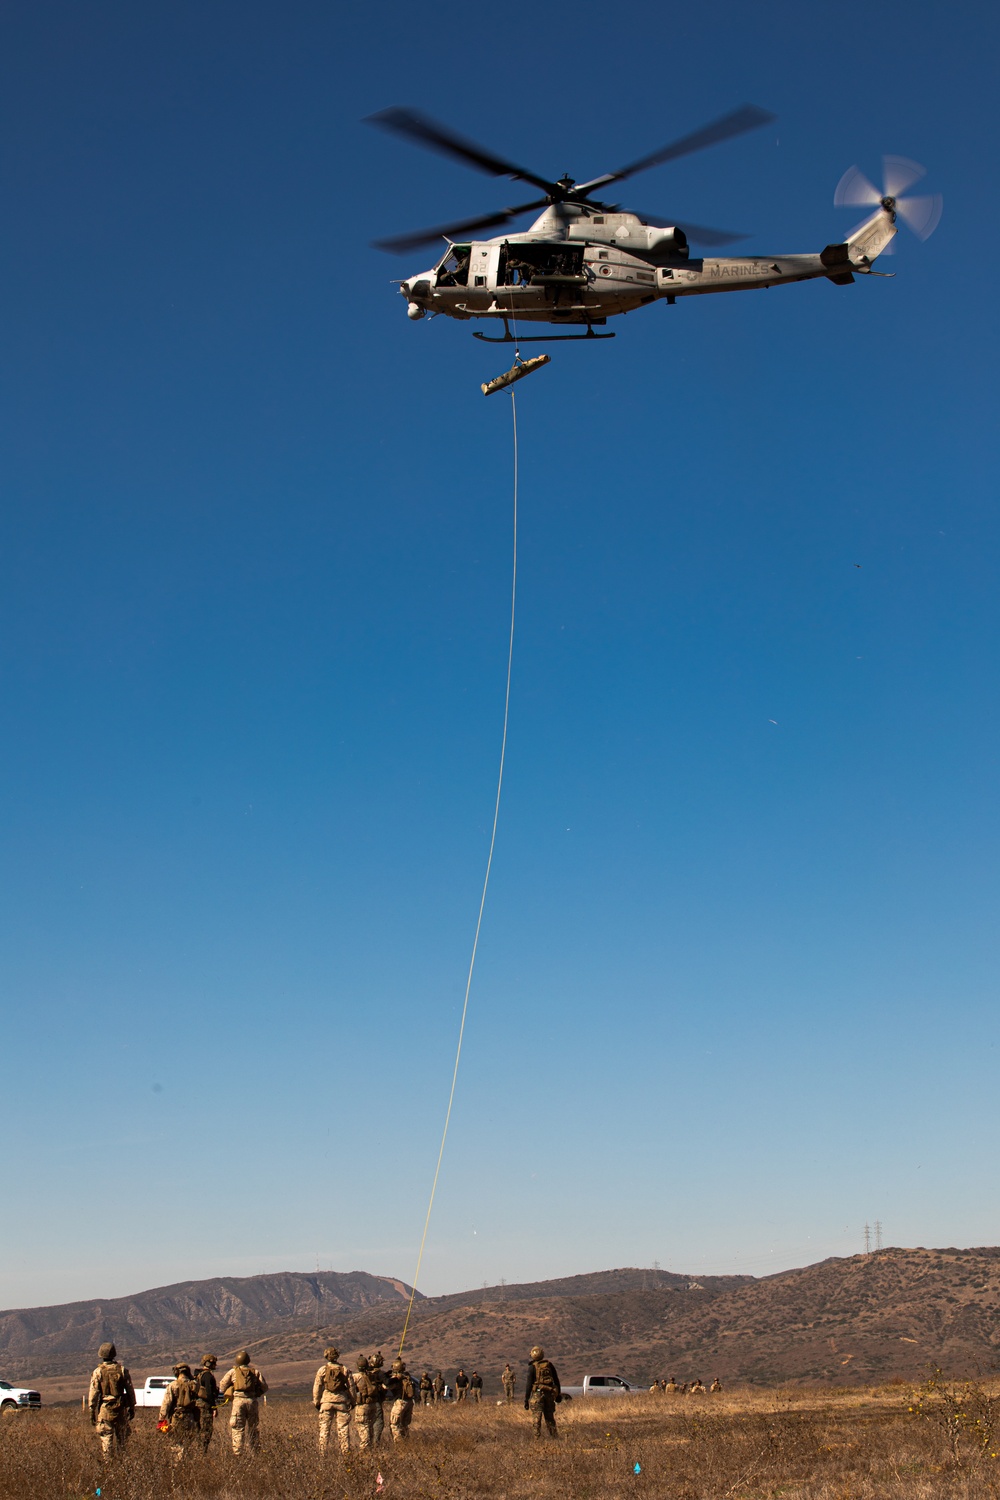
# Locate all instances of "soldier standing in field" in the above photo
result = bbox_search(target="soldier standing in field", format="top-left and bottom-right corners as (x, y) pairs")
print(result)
(501, 1363), (516, 1403)
(87, 1341), (136, 1459)
(313, 1345), (354, 1455)
(369, 1350), (387, 1445)
(710, 1376), (723, 1393)
(219, 1349), (268, 1454)
(524, 1345), (561, 1439)
(419, 1370), (433, 1405)
(159, 1363), (201, 1463)
(351, 1356), (377, 1451)
(455, 1368), (469, 1401)
(385, 1358), (416, 1441)
(196, 1355), (219, 1453)
(432, 1371), (445, 1402)
(469, 1371), (483, 1403)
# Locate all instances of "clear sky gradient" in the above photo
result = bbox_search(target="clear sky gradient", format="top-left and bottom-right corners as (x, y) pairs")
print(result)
(2, 0), (998, 1310)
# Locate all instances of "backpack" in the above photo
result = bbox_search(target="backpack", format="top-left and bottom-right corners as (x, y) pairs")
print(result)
(353, 1371), (374, 1403)
(196, 1370), (218, 1405)
(401, 1374), (415, 1401)
(233, 1364), (262, 1397)
(99, 1363), (127, 1412)
(323, 1363), (349, 1396)
(533, 1360), (557, 1392)
(175, 1376), (198, 1411)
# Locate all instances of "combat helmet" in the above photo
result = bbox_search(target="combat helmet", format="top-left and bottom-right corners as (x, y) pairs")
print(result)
(173, 1363), (192, 1377)
(324, 1346), (339, 1361)
(202, 1354), (217, 1368)
(391, 1359), (406, 1373)
(357, 1355), (370, 1372)
(98, 1342), (116, 1361)
(530, 1345), (544, 1361)
(370, 1350), (384, 1369)
(235, 1350), (250, 1366)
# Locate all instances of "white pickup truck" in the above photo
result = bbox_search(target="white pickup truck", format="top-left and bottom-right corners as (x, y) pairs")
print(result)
(561, 1375), (640, 1399)
(135, 1375), (174, 1408)
(0, 1378), (42, 1412)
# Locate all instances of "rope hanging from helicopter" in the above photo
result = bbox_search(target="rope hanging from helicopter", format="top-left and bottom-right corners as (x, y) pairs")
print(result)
(397, 376), (520, 1358)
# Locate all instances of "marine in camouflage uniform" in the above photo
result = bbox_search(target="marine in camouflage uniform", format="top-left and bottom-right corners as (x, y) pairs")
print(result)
(524, 1345), (561, 1438)
(195, 1355), (219, 1453)
(419, 1371), (433, 1405)
(369, 1350), (387, 1446)
(87, 1342), (136, 1459)
(219, 1349), (268, 1454)
(385, 1358), (415, 1442)
(159, 1363), (201, 1463)
(351, 1356), (378, 1451)
(432, 1371), (445, 1402)
(710, 1377), (723, 1393)
(501, 1363), (516, 1403)
(313, 1345), (354, 1455)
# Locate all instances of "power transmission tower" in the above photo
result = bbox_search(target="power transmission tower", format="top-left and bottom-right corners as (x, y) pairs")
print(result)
(875, 1220), (883, 1252)
(863, 1222), (871, 1256)
(652, 1259), (661, 1273)
(499, 1277), (506, 1303)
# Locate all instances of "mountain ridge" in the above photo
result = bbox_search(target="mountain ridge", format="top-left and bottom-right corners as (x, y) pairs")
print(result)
(5, 1249), (1000, 1387)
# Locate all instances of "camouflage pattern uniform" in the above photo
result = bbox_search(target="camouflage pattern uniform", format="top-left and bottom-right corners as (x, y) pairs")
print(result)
(369, 1351), (387, 1445)
(385, 1358), (415, 1442)
(87, 1343), (136, 1459)
(219, 1350), (268, 1454)
(665, 1378), (678, 1394)
(195, 1355), (219, 1453)
(432, 1372), (445, 1402)
(351, 1357), (377, 1451)
(710, 1377), (723, 1393)
(689, 1378), (705, 1396)
(313, 1345), (354, 1455)
(419, 1371), (433, 1405)
(455, 1369), (469, 1402)
(501, 1364), (516, 1403)
(524, 1346), (560, 1438)
(159, 1363), (201, 1463)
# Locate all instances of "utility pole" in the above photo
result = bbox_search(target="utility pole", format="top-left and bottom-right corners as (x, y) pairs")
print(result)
(875, 1220), (883, 1253)
(864, 1222), (871, 1256)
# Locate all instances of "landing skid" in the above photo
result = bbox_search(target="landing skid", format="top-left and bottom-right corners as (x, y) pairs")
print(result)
(473, 323), (615, 344)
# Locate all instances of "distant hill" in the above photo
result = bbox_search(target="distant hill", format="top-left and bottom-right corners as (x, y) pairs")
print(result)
(5, 1250), (1000, 1387)
(0, 1271), (414, 1374)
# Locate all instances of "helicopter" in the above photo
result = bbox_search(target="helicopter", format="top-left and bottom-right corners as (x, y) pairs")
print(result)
(367, 106), (942, 342)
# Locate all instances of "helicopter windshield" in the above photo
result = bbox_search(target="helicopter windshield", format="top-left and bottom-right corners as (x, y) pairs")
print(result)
(436, 245), (471, 287)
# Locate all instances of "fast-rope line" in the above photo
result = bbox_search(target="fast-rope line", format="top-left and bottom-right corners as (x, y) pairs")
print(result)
(398, 387), (519, 1358)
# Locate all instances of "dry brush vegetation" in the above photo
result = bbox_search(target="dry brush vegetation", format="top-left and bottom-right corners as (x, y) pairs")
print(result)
(5, 1379), (1000, 1499)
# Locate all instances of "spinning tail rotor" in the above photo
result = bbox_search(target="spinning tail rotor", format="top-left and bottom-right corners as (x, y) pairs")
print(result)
(835, 155), (943, 242)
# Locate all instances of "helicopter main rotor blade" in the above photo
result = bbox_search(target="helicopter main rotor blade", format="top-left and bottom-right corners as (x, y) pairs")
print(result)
(372, 199), (552, 254)
(366, 107), (558, 196)
(575, 103), (776, 195)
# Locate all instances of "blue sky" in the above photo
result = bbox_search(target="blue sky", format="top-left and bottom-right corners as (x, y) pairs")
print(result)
(2, 0), (998, 1311)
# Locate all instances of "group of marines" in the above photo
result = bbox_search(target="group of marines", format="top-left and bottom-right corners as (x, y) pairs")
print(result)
(87, 1339), (565, 1463)
(650, 1376), (723, 1395)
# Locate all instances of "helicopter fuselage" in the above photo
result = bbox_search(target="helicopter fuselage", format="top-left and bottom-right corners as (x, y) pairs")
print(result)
(400, 204), (896, 331)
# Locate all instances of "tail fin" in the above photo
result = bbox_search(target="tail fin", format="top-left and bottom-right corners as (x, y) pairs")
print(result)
(846, 207), (896, 267)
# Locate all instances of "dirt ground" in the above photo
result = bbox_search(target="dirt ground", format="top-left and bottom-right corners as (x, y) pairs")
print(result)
(3, 1382), (1000, 1498)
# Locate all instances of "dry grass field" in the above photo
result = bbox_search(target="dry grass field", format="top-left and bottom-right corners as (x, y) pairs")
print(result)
(4, 1382), (1000, 1499)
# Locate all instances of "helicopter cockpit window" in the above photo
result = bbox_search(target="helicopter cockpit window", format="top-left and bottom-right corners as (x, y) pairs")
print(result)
(436, 246), (471, 287)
